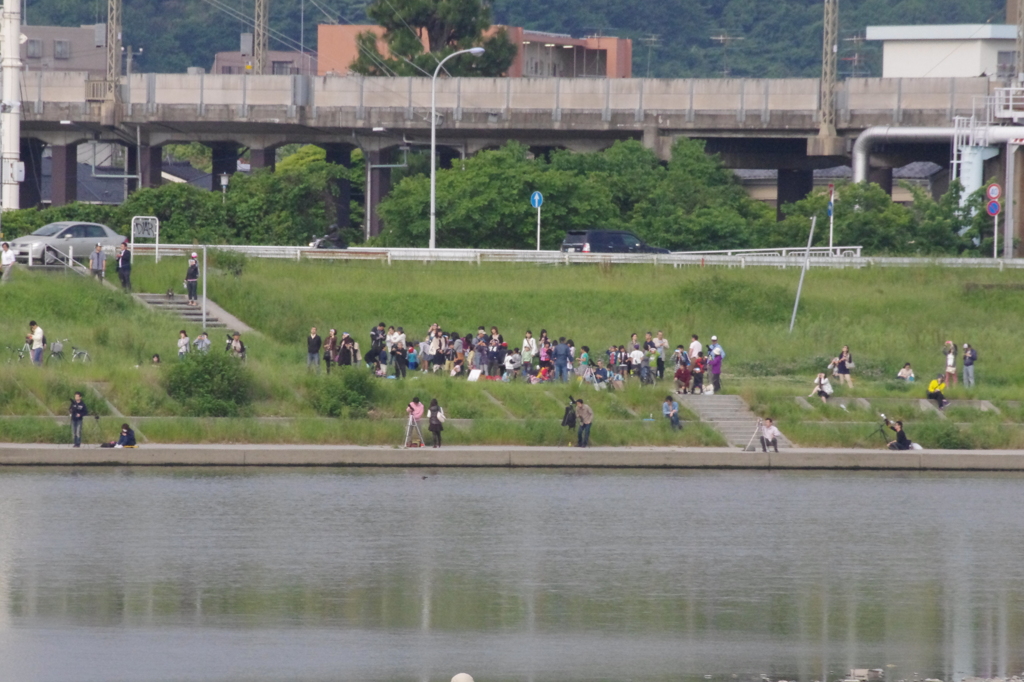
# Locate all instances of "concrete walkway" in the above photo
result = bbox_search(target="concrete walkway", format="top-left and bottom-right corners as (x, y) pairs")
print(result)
(2, 443), (1024, 470)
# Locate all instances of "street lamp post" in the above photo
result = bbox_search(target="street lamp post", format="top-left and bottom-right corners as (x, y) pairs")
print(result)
(430, 46), (485, 250)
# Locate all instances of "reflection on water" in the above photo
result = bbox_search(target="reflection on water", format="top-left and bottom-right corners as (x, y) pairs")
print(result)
(0, 468), (1022, 682)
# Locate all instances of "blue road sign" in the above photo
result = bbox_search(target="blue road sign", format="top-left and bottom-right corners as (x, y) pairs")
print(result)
(531, 191), (543, 209)
(987, 200), (1001, 217)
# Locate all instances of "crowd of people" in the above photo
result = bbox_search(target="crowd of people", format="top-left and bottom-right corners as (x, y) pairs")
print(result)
(301, 323), (729, 394)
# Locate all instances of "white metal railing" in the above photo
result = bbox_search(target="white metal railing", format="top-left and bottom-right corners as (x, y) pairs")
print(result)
(993, 87), (1024, 120)
(672, 246), (862, 258)
(129, 244), (1024, 270)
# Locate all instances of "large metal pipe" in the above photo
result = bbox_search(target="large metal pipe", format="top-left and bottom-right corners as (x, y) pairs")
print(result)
(853, 124), (1024, 183)
(1, 0), (22, 211)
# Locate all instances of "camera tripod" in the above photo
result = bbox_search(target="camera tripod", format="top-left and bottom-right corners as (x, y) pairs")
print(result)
(744, 419), (764, 452)
(403, 415), (425, 448)
(854, 421), (892, 449)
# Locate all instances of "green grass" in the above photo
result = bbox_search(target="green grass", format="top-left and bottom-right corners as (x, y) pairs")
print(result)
(4, 259), (1024, 448)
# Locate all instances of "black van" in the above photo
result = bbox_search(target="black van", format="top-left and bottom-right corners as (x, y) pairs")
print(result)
(560, 230), (670, 254)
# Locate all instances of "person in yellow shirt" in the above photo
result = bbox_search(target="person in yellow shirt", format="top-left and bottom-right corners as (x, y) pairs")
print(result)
(927, 375), (949, 410)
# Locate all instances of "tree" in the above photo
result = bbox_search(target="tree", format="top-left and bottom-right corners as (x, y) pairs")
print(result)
(350, 0), (517, 77)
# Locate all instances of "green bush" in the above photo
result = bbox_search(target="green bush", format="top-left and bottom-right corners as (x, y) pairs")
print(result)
(212, 249), (247, 277)
(163, 352), (255, 417)
(305, 368), (376, 417)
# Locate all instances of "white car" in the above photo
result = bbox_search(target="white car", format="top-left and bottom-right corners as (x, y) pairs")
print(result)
(9, 222), (126, 264)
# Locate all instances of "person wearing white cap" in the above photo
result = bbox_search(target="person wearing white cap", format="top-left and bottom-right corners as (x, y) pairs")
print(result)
(88, 243), (106, 281)
(707, 335), (725, 360)
(185, 252), (200, 306)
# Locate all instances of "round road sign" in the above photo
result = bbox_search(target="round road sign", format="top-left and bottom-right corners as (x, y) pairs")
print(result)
(987, 183), (1002, 200)
(987, 200), (1001, 217)
(530, 191), (543, 209)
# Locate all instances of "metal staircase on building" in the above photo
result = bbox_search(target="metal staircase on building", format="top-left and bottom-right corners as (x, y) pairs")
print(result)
(676, 393), (793, 450)
(135, 294), (227, 328)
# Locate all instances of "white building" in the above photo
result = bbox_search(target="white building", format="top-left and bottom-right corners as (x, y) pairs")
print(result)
(865, 24), (1016, 79)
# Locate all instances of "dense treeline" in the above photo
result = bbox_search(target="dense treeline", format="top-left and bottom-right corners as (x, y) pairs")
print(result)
(23, 0), (1003, 77)
(2, 139), (1002, 255)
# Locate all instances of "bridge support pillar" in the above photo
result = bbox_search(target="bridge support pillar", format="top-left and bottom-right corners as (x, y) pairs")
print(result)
(365, 149), (392, 240)
(50, 143), (78, 206)
(249, 148), (276, 172)
(323, 144), (355, 230)
(867, 167), (893, 196)
(776, 169), (813, 221)
(209, 143), (238, 191)
(139, 146), (163, 188)
(19, 139), (43, 209)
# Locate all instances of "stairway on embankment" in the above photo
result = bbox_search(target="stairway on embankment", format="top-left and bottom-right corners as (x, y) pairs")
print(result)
(676, 393), (793, 450)
(135, 294), (227, 329)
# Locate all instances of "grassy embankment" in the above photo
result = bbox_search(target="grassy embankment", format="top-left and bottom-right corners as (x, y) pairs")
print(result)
(3, 258), (1024, 448)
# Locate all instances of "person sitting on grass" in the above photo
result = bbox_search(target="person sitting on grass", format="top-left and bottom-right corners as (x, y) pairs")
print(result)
(592, 360), (609, 389)
(810, 372), (833, 404)
(663, 395), (681, 430)
(897, 363), (915, 381)
(927, 374), (949, 409)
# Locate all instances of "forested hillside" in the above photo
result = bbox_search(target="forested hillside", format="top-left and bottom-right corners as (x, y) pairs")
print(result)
(22, 0), (1005, 76)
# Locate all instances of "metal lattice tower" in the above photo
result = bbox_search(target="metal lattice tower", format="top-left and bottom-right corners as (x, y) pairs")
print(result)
(1016, 0), (1024, 83)
(818, 0), (838, 136)
(105, 0), (122, 100)
(253, 0), (269, 75)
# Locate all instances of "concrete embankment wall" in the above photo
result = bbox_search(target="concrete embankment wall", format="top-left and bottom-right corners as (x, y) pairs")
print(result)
(3, 445), (1024, 470)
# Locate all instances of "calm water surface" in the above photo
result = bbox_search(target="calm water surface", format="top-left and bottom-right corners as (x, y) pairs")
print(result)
(0, 467), (1022, 682)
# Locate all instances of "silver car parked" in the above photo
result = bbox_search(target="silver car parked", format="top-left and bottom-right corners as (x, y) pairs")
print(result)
(9, 222), (126, 265)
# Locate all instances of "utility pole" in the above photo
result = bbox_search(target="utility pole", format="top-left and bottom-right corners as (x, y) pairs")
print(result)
(1, 0), (22, 212)
(818, 0), (838, 138)
(253, 0), (269, 75)
(709, 33), (744, 77)
(105, 0), (121, 101)
(641, 34), (660, 78)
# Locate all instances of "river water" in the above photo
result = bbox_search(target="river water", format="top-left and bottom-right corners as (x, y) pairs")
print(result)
(0, 468), (1022, 682)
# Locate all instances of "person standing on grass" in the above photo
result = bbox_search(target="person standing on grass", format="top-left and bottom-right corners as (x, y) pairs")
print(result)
(689, 334), (702, 360)
(574, 398), (594, 447)
(185, 252), (200, 306)
(522, 330), (537, 368)
(690, 352), (705, 394)
(553, 337), (571, 383)
(927, 374), (949, 409)
(323, 329), (339, 374)
(89, 243), (106, 281)
(836, 345), (853, 388)
(707, 335), (725, 360)
(69, 392), (88, 448)
(760, 418), (780, 453)
(116, 242), (132, 292)
(230, 333), (246, 360)
(307, 327), (322, 374)
(29, 320), (44, 366)
(427, 398), (445, 448)
(709, 347), (723, 393)
(177, 330), (190, 359)
(1, 242), (15, 274)
(654, 331), (669, 379)
(392, 341), (409, 379)
(943, 341), (958, 386)
(193, 331), (211, 354)
(663, 396), (682, 430)
(963, 343), (977, 388)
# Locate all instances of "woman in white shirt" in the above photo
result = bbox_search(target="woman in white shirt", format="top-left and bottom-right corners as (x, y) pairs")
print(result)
(522, 330), (538, 367)
(809, 372), (833, 403)
(177, 330), (190, 358)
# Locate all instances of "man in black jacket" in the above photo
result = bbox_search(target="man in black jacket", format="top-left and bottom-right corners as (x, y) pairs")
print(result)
(307, 327), (322, 374)
(116, 242), (132, 292)
(886, 419), (912, 450)
(69, 392), (88, 447)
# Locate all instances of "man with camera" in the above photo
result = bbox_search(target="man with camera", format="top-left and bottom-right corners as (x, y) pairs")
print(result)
(884, 415), (912, 450)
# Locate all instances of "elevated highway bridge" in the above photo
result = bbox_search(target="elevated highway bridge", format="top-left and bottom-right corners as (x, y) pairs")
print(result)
(14, 73), (1002, 239)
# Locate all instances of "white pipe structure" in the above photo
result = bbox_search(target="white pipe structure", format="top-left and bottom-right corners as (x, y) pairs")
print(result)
(852, 125), (1024, 259)
(1, 0), (22, 212)
(429, 46), (485, 250)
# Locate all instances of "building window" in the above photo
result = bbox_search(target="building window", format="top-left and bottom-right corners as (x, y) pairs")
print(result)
(271, 61), (294, 75)
(26, 39), (42, 58)
(54, 40), (71, 59)
(998, 51), (1017, 79)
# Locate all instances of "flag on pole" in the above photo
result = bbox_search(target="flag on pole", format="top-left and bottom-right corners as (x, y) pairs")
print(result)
(827, 183), (834, 218)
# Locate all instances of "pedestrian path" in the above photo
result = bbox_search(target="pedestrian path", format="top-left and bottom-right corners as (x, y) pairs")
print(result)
(676, 393), (793, 450)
